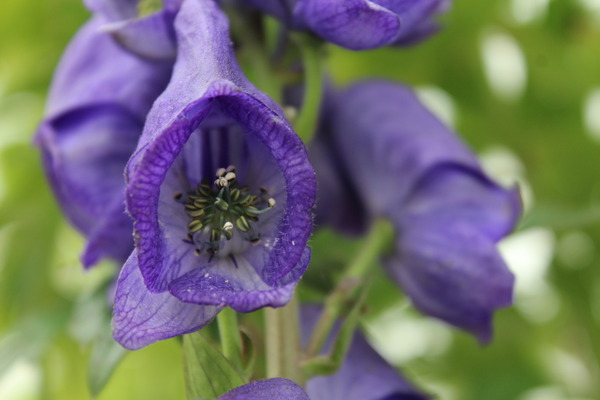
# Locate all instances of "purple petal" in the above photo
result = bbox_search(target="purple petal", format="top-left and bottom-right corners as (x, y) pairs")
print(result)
(112, 253), (220, 350)
(324, 80), (477, 220)
(37, 105), (138, 231)
(35, 18), (170, 266)
(306, 335), (430, 400)
(246, 0), (450, 50)
(215, 378), (309, 400)
(391, 0), (452, 45)
(43, 18), (171, 119)
(387, 164), (519, 342)
(102, 9), (177, 61)
(388, 219), (514, 343)
(294, 0), (402, 50)
(301, 306), (429, 400)
(37, 105), (140, 266)
(125, 0), (316, 305)
(400, 164), (522, 243)
(168, 248), (310, 312)
(81, 194), (133, 267)
(164, 0), (184, 11)
(309, 125), (369, 236)
(373, 0), (446, 43)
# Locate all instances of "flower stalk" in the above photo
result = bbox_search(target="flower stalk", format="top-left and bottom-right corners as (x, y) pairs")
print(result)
(301, 276), (372, 377)
(292, 32), (325, 144)
(305, 219), (394, 359)
(265, 293), (303, 385)
(217, 307), (244, 372)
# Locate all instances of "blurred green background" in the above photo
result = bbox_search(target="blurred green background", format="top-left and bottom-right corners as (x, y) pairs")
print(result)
(0, 0), (599, 399)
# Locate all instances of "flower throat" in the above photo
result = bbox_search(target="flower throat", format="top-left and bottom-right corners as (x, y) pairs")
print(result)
(177, 165), (276, 256)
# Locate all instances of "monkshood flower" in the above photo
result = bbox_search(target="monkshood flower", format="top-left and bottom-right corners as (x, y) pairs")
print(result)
(35, 12), (171, 267)
(242, 0), (451, 50)
(112, 0), (316, 350)
(210, 306), (428, 400)
(311, 81), (521, 343)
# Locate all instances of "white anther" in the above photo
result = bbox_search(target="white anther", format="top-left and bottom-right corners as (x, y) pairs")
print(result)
(215, 177), (229, 188)
(223, 221), (234, 232)
(216, 167), (227, 177)
(268, 198), (276, 208)
(225, 172), (236, 182)
(283, 106), (298, 121)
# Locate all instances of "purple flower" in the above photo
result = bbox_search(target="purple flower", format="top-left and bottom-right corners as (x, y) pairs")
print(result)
(243, 0), (451, 50)
(35, 12), (171, 267)
(311, 81), (521, 343)
(112, 0), (316, 350)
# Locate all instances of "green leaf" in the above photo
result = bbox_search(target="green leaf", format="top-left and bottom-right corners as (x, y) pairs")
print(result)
(239, 327), (257, 381)
(66, 274), (127, 397)
(183, 332), (245, 400)
(69, 276), (115, 345)
(88, 328), (128, 397)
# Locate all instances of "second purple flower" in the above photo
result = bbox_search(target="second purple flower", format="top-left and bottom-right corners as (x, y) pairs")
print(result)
(311, 81), (521, 342)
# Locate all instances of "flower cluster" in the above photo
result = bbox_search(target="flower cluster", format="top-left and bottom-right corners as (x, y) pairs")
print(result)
(37, 0), (520, 397)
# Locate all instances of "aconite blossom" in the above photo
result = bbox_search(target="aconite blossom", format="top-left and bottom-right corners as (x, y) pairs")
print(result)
(311, 81), (521, 342)
(35, 7), (171, 267)
(112, 0), (316, 350)
(243, 0), (451, 50)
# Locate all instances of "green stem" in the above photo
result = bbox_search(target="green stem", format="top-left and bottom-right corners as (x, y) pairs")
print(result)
(302, 275), (374, 377)
(291, 33), (324, 144)
(305, 219), (394, 358)
(217, 307), (243, 372)
(265, 293), (303, 384)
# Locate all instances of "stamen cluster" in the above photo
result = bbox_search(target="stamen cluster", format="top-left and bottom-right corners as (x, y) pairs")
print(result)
(180, 166), (275, 255)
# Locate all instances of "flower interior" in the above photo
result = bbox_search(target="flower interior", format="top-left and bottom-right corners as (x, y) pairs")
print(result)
(158, 111), (288, 276)
(178, 164), (276, 257)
